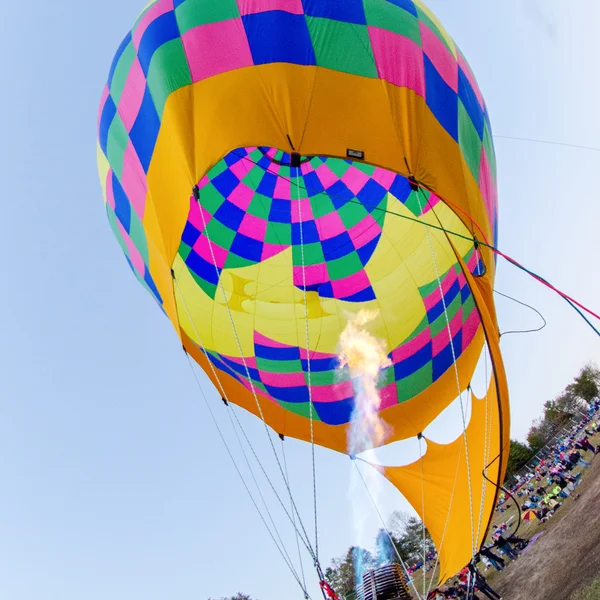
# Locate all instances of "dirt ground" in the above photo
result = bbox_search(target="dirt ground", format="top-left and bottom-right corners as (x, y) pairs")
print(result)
(493, 453), (600, 600)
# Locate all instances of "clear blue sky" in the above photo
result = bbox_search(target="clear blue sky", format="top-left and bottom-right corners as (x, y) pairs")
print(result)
(1, 1), (599, 599)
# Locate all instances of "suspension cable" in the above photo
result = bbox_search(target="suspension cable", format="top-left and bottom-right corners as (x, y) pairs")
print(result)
(281, 437), (309, 593)
(182, 352), (312, 598)
(415, 189), (476, 559)
(173, 274), (317, 561)
(293, 164), (320, 561)
(353, 460), (424, 600)
(229, 150), (600, 337)
(417, 436), (427, 600)
(191, 185), (321, 566)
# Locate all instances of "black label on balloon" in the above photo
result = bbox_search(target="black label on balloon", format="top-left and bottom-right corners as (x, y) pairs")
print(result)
(346, 148), (365, 160)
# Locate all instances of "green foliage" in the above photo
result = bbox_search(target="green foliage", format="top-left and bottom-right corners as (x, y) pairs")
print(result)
(325, 512), (433, 597)
(567, 363), (600, 404)
(325, 546), (375, 597)
(209, 594), (254, 600)
(573, 573), (600, 600)
(505, 439), (535, 478)
(525, 364), (597, 453)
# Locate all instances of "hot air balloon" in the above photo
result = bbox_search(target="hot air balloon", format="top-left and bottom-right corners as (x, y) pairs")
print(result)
(97, 0), (509, 593)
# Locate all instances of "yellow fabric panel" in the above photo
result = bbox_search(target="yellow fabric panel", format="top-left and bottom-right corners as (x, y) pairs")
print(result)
(144, 65), (493, 316)
(372, 244), (509, 583)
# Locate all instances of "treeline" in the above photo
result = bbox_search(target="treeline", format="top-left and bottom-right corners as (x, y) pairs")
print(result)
(325, 511), (434, 597)
(504, 363), (600, 479)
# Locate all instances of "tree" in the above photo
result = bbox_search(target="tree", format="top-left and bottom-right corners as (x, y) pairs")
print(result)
(505, 439), (534, 479)
(325, 546), (374, 597)
(209, 594), (254, 600)
(567, 364), (600, 405)
(388, 511), (433, 563)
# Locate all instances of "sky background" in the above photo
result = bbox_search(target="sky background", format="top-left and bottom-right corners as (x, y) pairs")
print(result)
(1, 1), (599, 599)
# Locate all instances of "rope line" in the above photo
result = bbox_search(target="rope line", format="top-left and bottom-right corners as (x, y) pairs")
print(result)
(225, 404), (302, 581)
(192, 186), (321, 565)
(174, 277), (317, 575)
(415, 189), (476, 559)
(474, 349), (492, 550)
(281, 437), (309, 594)
(417, 436), (427, 600)
(494, 290), (547, 337)
(494, 134), (600, 154)
(294, 166), (320, 561)
(182, 352), (311, 598)
(353, 460), (424, 600)
(229, 150), (600, 337)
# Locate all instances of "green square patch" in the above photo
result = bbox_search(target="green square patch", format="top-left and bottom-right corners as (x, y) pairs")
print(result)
(109, 42), (136, 104)
(338, 202), (367, 229)
(364, 0), (421, 46)
(106, 114), (129, 181)
(247, 195), (272, 219)
(106, 205), (129, 255)
(396, 362), (432, 403)
(199, 183), (227, 216)
(147, 38), (192, 118)
(278, 400), (322, 421)
(458, 101), (483, 181)
(190, 269), (217, 299)
(179, 241), (193, 261)
(257, 357), (302, 374)
(306, 17), (378, 79)
(204, 217), (237, 249)
(128, 211), (149, 263)
(327, 252), (364, 280)
(175, 0), (240, 34)
(293, 242), (324, 266)
(265, 222), (292, 245)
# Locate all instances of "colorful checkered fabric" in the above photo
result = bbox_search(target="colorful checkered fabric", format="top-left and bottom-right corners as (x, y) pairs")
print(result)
(196, 238), (482, 426)
(99, 0), (497, 306)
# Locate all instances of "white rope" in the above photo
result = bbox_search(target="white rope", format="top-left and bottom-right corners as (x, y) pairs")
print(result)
(182, 352), (311, 598)
(354, 460), (424, 600)
(415, 189), (476, 558)
(417, 436), (427, 600)
(225, 403), (302, 579)
(282, 437), (308, 593)
(294, 164), (320, 560)
(192, 188), (320, 564)
(475, 348), (492, 546)
(424, 439), (466, 596)
(173, 274), (316, 559)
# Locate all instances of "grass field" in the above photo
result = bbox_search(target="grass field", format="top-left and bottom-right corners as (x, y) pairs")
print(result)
(491, 434), (600, 600)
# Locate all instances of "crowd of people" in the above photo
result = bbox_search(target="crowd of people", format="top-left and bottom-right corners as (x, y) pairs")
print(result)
(426, 405), (600, 600)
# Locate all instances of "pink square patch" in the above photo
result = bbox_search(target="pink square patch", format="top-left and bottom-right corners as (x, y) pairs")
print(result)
(237, 0), (304, 15)
(238, 213), (268, 240)
(420, 22), (458, 92)
(193, 235), (229, 269)
(117, 57), (146, 132)
(314, 163), (338, 189)
(348, 215), (381, 247)
(369, 26), (425, 97)
(182, 19), (254, 83)
(371, 167), (396, 190)
(229, 182), (255, 210)
(293, 264), (326, 287)
(342, 167), (370, 196)
(315, 211), (346, 240)
(331, 271), (371, 298)
(122, 142), (148, 219)
(291, 199), (314, 223)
